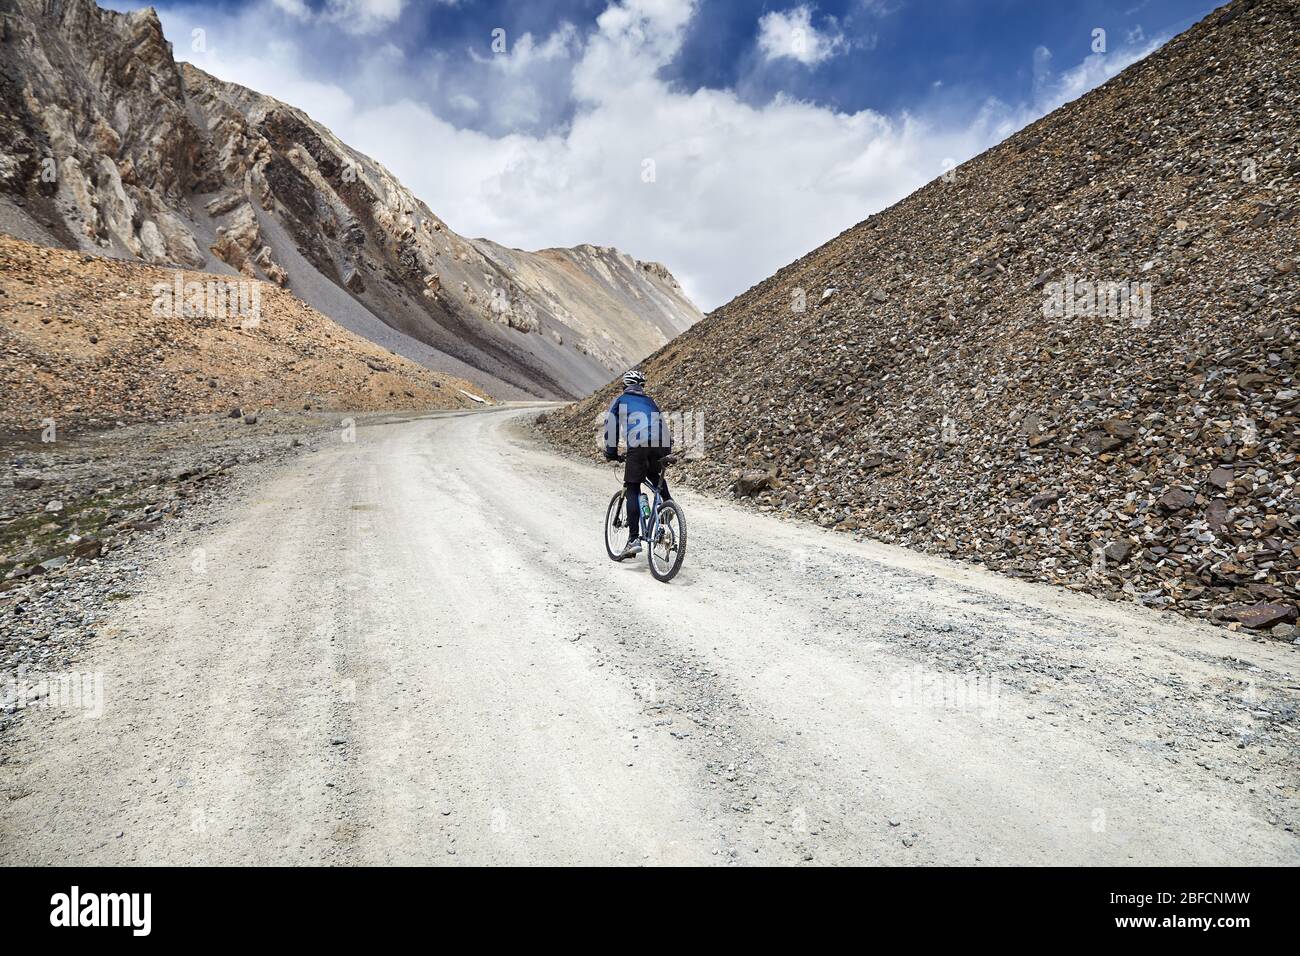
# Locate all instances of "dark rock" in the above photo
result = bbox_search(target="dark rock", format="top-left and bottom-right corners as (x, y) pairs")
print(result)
(732, 471), (774, 497)
(1232, 603), (1297, 631)
(1104, 540), (1136, 564)
(72, 537), (103, 559)
(1208, 466), (1234, 490)
(1102, 418), (1137, 441)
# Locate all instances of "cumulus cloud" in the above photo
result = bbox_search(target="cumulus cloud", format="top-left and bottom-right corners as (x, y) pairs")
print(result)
(267, 0), (413, 35)
(1042, 36), (1164, 107)
(458, 22), (583, 133)
(270, 0), (309, 19)
(135, 0), (1164, 311)
(757, 5), (848, 66)
(325, 0), (408, 35)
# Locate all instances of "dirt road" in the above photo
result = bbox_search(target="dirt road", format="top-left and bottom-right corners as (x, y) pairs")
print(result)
(2, 407), (1297, 865)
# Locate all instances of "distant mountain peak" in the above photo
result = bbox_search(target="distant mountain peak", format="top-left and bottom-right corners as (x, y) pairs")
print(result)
(0, 0), (701, 399)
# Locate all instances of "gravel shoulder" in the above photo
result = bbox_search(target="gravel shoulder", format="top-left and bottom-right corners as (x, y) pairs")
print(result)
(1, 407), (1297, 865)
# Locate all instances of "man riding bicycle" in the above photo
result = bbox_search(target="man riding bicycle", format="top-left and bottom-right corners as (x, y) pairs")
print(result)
(604, 369), (673, 558)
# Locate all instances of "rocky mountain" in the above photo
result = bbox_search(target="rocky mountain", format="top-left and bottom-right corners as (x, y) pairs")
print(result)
(0, 0), (701, 400)
(542, 0), (1300, 634)
(0, 234), (490, 436)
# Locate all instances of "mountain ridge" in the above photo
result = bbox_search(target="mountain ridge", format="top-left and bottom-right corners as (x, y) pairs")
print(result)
(0, 0), (701, 399)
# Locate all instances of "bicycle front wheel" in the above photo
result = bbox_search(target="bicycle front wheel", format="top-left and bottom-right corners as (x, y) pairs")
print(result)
(647, 500), (686, 582)
(605, 491), (628, 560)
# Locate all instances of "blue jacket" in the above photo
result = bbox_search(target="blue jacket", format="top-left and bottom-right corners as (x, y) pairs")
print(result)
(604, 387), (672, 454)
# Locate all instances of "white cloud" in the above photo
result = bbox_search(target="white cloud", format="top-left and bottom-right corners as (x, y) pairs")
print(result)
(1031, 44), (1054, 100)
(573, 0), (696, 101)
(458, 23), (583, 131)
(449, 92), (480, 113)
(325, 0), (407, 35)
(1034, 36), (1163, 111)
(270, 0), (310, 19)
(265, 0), (415, 35)
(757, 5), (847, 66)
(146, 0), (1165, 312)
(471, 23), (581, 72)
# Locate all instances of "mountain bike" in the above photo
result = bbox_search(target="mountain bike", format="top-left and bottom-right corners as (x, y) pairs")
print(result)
(604, 454), (687, 582)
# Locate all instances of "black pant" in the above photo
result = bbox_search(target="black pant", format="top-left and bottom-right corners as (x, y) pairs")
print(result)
(625, 446), (672, 536)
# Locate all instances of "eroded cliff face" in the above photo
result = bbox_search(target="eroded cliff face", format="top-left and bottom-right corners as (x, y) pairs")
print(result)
(0, 0), (205, 265)
(0, 0), (701, 398)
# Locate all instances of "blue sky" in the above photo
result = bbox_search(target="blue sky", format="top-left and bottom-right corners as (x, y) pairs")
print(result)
(674, 1), (1214, 114)
(106, 0), (1220, 309)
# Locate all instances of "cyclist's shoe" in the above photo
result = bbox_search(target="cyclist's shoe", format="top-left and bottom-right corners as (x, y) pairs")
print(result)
(620, 536), (643, 558)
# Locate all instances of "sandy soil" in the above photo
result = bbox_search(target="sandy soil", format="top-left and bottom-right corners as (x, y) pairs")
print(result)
(0, 234), (491, 437)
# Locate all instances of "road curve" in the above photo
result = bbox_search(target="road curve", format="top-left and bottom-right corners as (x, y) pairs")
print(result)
(2, 407), (1297, 865)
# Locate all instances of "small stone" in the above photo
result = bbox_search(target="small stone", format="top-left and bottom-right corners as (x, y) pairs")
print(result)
(1103, 540), (1135, 564)
(1207, 466), (1234, 491)
(732, 471), (773, 497)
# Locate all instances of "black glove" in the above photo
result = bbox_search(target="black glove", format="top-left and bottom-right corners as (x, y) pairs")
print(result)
(604, 448), (619, 462)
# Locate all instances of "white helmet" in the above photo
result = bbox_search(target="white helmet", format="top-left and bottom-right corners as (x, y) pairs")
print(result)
(623, 369), (646, 388)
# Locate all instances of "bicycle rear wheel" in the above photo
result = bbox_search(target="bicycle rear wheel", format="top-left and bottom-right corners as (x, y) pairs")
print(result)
(605, 491), (629, 560)
(647, 500), (686, 582)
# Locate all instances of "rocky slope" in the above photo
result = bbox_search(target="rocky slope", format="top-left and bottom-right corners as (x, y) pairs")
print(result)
(0, 0), (701, 400)
(0, 234), (489, 436)
(542, 0), (1300, 635)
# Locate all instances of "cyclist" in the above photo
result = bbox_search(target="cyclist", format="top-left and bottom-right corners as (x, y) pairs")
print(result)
(604, 369), (673, 558)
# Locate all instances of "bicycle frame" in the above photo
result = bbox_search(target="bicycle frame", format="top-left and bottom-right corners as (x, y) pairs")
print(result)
(637, 475), (669, 542)
(609, 455), (674, 544)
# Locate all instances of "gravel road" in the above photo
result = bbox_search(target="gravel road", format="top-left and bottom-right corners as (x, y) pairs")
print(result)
(2, 407), (1297, 865)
